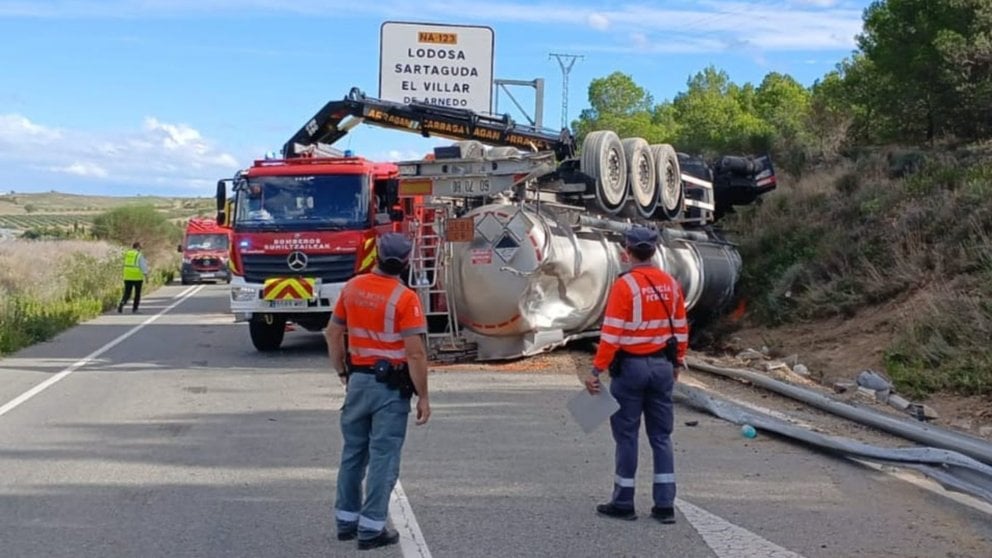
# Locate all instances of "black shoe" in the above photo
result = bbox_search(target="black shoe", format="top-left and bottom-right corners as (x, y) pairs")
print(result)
(337, 530), (357, 541)
(651, 506), (676, 524)
(596, 503), (636, 521)
(357, 527), (399, 550)
(117, 304), (123, 313)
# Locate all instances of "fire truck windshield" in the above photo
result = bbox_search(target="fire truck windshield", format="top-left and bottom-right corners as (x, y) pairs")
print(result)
(185, 234), (229, 250)
(234, 174), (369, 231)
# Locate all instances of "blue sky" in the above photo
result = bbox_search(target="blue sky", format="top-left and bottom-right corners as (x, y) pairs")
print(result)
(0, 0), (870, 197)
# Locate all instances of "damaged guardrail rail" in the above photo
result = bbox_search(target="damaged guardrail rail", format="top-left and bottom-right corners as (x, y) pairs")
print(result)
(674, 381), (992, 505)
(686, 357), (992, 466)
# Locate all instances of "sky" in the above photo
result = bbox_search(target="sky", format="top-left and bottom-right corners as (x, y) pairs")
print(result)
(0, 0), (871, 197)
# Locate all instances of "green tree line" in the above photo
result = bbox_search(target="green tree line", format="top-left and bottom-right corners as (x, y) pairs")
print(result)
(573, 0), (992, 175)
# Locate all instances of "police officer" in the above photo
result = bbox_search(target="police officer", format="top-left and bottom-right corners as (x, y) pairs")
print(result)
(324, 232), (431, 550)
(118, 241), (148, 314)
(584, 225), (688, 524)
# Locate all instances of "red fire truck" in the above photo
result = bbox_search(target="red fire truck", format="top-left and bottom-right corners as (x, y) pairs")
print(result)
(178, 217), (232, 285)
(216, 148), (410, 351)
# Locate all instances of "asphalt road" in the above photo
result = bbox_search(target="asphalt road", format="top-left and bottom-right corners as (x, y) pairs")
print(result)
(1, 283), (990, 558)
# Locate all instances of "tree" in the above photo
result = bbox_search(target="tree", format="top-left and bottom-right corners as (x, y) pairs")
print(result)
(573, 72), (674, 143)
(858, 0), (989, 143)
(670, 66), (774, 155)
(91, 204), (182, 264)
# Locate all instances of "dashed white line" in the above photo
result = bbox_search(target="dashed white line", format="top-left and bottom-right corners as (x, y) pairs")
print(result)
(389, 480), (432, 558)
(677, 498), (807, 558)
(0, 284), (206, 418)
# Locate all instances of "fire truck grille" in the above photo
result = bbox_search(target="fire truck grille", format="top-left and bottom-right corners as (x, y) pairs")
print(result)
(241, 253), (357, 284)
(192, 257), (222, 270)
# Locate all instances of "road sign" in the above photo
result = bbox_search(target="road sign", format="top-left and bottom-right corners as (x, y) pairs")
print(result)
(379, 21), (494, 114)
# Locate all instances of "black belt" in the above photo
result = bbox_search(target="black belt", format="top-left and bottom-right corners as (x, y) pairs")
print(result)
(349, 368), (376, 375)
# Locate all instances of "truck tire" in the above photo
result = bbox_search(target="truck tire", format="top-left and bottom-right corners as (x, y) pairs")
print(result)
(581, 130), (627, 215)
(249, 314), (285, 352)
(622, 137), (658, 219)
(651, 144), (684, 221)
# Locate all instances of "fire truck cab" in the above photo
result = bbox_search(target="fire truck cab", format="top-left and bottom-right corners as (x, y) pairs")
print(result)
(216, 152), (406, 351)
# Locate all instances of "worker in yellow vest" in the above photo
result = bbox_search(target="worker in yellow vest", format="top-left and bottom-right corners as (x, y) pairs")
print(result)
(118, 242), (149, 314)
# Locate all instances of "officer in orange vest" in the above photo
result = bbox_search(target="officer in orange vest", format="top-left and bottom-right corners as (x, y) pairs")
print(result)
(324, 232), (431, 550)
(584, 224), (688, 525)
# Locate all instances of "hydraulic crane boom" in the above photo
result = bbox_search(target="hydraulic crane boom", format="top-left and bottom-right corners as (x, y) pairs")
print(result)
(282, 87), (576, 161)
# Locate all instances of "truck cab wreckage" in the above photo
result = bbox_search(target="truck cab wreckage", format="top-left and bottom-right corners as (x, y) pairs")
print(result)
(219, 87), (777, 360)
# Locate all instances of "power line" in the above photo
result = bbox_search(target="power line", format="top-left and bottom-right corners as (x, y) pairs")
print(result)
(549, 53), (583, 130)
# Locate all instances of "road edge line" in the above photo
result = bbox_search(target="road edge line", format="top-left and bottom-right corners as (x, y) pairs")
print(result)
(0, 284), (206, 418)
(389, 480), (432, 558)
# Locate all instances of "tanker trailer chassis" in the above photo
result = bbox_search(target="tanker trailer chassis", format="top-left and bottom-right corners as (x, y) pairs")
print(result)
(280, 88), (778, 361)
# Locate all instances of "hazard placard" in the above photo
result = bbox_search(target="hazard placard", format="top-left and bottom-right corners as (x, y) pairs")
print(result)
(446, 218), (475, 242)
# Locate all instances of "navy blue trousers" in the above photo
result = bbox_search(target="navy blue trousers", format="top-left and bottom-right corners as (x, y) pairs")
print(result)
(608, 355), (676, 509)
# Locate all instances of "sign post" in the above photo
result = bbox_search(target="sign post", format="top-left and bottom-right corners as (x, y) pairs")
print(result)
(379, 21), (495, 114)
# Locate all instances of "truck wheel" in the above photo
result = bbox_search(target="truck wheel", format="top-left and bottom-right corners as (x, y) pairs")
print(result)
(249, 315), (285, 352)
(581, 130), (627, 215)
(181, 276), (192, 285)
(651, 144), (684, 221)
(622, 137), (658, 219)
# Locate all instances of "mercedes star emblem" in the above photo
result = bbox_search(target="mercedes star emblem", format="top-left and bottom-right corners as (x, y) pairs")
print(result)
(287, 250), (308, 271)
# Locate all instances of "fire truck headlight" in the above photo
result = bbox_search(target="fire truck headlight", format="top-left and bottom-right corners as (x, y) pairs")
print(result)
(231, 287), (256, 302)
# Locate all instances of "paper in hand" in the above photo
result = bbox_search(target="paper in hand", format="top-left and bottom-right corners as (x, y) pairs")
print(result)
(567, 387), (620, 434)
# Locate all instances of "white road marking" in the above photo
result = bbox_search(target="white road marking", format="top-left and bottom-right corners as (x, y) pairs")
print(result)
(174, 284), (198, 299)
(0, 285), (206, 418)
(389, 480), (432, 558)
(677, 498), (807, 558)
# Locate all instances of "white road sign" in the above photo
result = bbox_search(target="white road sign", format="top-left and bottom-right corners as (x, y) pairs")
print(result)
(379, 21), (494, 114)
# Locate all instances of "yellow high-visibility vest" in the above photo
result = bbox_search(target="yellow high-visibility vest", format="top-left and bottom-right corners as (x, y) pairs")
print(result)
(123, 249), (144, 281)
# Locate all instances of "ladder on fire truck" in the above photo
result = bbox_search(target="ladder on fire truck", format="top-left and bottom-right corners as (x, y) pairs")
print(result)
(407, 200), (476, 361)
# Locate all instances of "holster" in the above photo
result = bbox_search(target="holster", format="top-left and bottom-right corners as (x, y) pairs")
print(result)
(373, 359), (417, 399)
(609, 340), (678, 378)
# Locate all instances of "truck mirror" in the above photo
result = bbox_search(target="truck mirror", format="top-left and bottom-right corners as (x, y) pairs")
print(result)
(217, 210), (226, 226)
(177, 243), (183, 253)
(216, 179), (228, 211)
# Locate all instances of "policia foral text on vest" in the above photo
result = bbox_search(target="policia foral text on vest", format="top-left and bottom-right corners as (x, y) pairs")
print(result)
(324, 232), (431, 551)
(584, 224), (689, 525)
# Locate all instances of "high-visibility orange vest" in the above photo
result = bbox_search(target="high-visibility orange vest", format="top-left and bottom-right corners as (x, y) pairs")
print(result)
(593, 265), (689, 371)
(331, 272), (427, 366)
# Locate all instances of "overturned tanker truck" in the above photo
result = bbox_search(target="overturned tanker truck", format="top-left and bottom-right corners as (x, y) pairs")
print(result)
(282, 87), (777, 361)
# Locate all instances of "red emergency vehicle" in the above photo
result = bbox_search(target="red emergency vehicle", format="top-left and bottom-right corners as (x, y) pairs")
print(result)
(178, 217), (232, 285)
(215, 151), (410, 351)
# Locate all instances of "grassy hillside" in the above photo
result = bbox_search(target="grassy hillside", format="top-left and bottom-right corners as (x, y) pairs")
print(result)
(0, 191), (214, 235)
(718, 143), (992, 399)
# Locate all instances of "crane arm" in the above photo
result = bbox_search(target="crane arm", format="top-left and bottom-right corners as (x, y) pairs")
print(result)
(282, 87), (576, 161)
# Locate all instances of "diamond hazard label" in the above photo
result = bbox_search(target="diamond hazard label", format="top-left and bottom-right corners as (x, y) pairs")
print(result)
(493, 233), (520, 262)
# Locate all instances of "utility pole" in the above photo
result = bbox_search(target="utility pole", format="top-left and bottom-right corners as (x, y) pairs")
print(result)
(549, 53), (583, 130)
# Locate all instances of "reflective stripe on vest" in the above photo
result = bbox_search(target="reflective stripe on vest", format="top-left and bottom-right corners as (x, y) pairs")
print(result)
(122, 249), (143, 281)
(344, 277), (410, 366)
(599, 270), (688, 350)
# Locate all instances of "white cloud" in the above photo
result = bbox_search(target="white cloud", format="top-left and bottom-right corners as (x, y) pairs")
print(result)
(0, 113), (62, 142)
(587, 12), (610, 30)
(0, 0), (866, 53)
(50, 161), (109, 178)
(0, 113), (240, 192)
